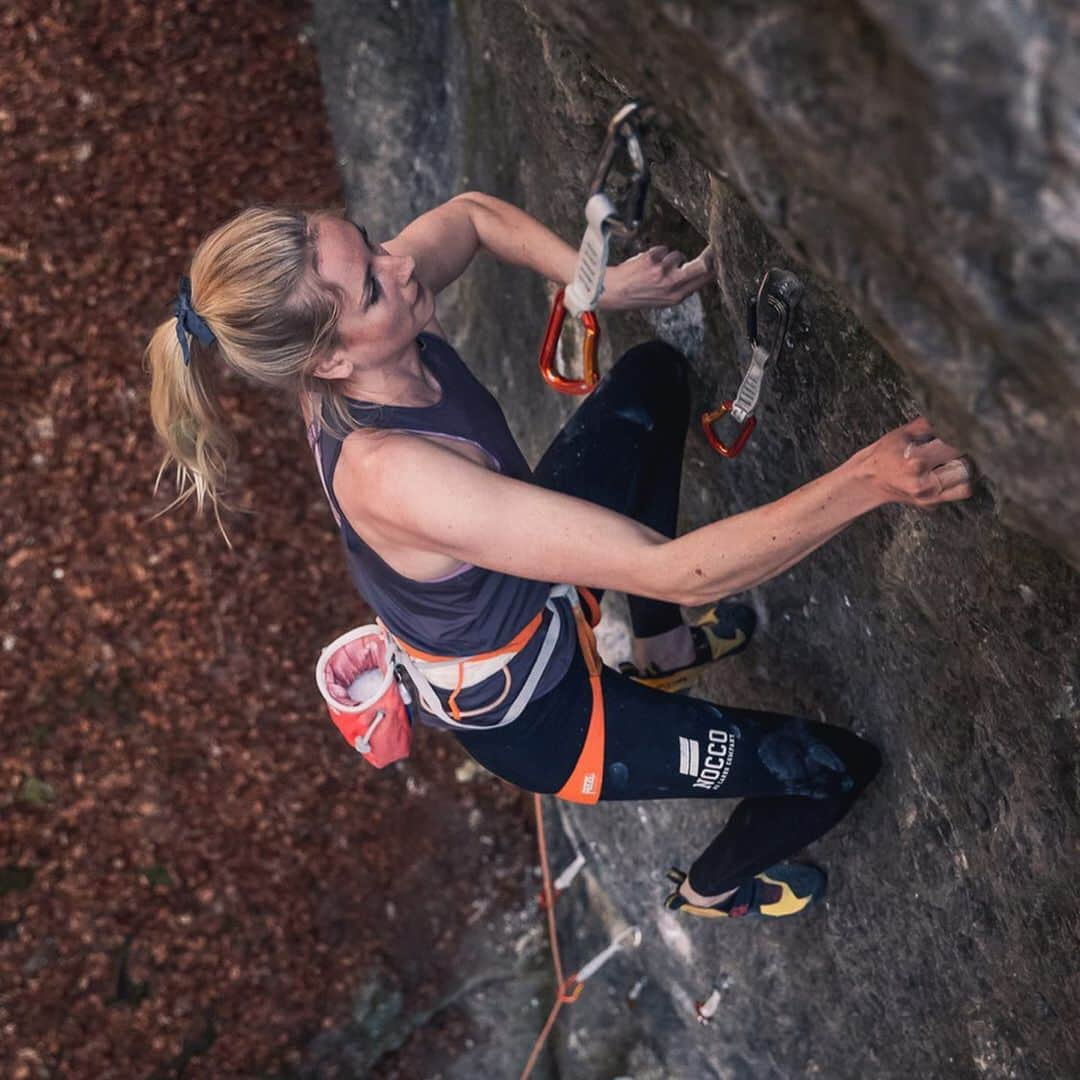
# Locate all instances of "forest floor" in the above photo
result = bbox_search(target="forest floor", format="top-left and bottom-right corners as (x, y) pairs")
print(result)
(0, 2), (540, 1076)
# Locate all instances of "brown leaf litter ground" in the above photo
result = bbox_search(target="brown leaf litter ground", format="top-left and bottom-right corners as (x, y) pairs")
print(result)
(0, 2), (538, 1075)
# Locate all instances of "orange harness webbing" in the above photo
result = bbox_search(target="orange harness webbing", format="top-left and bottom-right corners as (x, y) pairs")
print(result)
(383, 585), (606, 768)
(554, 586), (605, 805)
(383, 608), (546, 723)
(394, 609), (545, 664)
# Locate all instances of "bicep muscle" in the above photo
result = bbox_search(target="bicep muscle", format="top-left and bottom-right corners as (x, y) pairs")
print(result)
(383, 195), (480, 295)
(347, 434), (678, 603)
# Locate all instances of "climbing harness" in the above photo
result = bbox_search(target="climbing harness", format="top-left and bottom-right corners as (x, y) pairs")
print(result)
(701, 268), (805, 458)
(314, 581), (607, 793)
(315, 584), (619, 1070)
(520, 791), (642, 1079)
(538, 102), (652, 395)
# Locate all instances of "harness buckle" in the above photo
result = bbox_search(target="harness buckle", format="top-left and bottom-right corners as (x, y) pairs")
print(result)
(538, 103), (653, 395)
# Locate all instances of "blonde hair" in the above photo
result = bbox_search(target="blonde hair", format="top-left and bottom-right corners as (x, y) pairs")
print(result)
(145, 205), (368, 547)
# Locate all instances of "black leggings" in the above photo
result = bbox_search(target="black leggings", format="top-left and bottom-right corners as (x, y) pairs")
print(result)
(455, 342), (880, 895)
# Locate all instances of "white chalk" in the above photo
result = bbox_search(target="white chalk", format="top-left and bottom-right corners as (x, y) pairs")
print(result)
(347, 667), (385, 704)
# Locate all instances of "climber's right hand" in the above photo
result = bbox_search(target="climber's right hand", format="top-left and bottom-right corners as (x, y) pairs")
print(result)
(599, 244), (715, 311)
(853, 416), (975, 508)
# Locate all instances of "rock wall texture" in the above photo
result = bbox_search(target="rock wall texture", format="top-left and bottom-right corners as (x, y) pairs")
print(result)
(315, 2), (1079, 1077)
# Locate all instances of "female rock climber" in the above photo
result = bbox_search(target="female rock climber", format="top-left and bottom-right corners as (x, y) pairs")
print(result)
(146, 193), (973, 919)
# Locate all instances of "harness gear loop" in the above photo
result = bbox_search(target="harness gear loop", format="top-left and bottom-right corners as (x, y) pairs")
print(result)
(701, 268), (805, 458)
(538, 102), (652, 395)
(378, 583), (601, 735)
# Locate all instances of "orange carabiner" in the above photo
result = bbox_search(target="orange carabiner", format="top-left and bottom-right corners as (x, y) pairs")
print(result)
(538, 287), (600, 395)
(701, 402), (757, 458)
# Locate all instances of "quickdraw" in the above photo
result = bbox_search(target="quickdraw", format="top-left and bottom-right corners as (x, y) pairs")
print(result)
(538, 102), (652, 395)
(701, 268), (805, 458)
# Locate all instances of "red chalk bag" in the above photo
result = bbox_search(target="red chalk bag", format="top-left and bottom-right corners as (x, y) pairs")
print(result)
(315, 625), (414, 768)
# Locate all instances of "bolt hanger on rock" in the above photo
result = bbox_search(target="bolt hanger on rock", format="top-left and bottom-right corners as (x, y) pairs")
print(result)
(695, 984), (723, 1025)
(701, 268), (805, 457)
(538, 101), (653, 395)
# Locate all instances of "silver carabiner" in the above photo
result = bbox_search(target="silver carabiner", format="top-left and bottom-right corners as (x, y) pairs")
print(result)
(588, 101), (652, 237)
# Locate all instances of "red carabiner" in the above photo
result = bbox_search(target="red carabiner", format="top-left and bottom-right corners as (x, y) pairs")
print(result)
(538, 287), (600, 395)
(701, 402), (756, 458)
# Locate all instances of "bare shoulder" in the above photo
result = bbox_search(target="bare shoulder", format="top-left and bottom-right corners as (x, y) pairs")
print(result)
(335, 429), (485, 531)
(333, 429), (476, 580)
(334, 427), (469, 528)
(337, 426), (472, 495)
(334, 427), (673, 601)
(335, 426), (397, 488)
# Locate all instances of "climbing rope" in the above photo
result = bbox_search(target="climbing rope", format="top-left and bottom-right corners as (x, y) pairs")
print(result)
(520, 792), (642, 1079)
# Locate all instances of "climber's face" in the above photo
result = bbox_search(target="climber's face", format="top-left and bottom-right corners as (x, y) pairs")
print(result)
(312, 213), (434, 377)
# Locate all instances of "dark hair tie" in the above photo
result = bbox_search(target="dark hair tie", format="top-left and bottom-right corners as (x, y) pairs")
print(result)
(174, 276), (216, 367)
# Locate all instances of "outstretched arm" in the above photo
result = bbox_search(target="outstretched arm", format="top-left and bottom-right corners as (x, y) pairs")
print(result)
(345, 417), (973, 608)
(384, 191), (712, 309)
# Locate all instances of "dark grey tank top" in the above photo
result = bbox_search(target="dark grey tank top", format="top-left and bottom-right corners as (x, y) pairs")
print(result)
(307, 332), (577, 730)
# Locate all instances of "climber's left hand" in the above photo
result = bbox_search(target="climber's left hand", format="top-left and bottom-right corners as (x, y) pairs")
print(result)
(599, 244), (715, 311)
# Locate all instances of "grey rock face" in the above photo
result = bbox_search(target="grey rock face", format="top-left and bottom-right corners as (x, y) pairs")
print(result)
(315, 0), (460, 237)
(314, 1), (1079, 1077)
(527, 0), (1080, 565)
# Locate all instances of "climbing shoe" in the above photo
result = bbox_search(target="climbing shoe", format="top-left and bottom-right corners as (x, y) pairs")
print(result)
(662, 863), (826, 920)
(618, 602), (756, 693)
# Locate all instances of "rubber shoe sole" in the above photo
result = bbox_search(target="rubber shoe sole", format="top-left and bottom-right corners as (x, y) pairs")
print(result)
(663, 862), (826, 920)
(619, 602), (756, 693)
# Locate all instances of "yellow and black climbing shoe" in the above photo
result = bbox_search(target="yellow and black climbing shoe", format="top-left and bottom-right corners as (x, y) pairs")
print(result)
(662, 863), (826, 920)
(618, 602), (756, 693)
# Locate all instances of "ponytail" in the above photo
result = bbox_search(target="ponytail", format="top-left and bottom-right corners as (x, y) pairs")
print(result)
(145, 314), (239, 546)
(144, 205), (357, 547)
